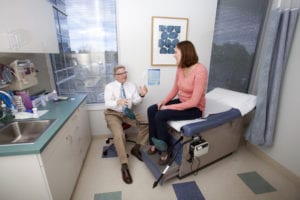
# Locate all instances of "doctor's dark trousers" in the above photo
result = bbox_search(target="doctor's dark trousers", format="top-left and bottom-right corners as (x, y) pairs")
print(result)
(147, 99), (202, 146)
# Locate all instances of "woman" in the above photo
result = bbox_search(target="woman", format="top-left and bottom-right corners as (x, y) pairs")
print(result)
(147, 40), (208, 165)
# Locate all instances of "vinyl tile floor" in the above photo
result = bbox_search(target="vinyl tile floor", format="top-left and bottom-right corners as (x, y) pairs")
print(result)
(71, 137), (300, 200)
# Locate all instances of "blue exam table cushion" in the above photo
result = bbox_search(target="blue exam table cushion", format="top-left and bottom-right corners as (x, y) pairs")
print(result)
(180, 108), (241, 137)
(167, 88), (257, 137)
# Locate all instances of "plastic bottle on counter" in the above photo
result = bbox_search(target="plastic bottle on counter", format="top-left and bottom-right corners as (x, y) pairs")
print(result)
(52, 90), (58, 101)
(14, 95), (26, 112)
(1, 102), (7, 118)
(21, 93), (33, 110)
(41, 95), (47, 107)
(46, 90), (58, 101)
(15, 91), (32, 109)
(0, 102), (14, 122)
(32, 107), (38, 118)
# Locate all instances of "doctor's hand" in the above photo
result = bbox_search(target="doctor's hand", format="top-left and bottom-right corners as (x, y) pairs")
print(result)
(139, 85), (148, 97)
(117, 98), (129, 106)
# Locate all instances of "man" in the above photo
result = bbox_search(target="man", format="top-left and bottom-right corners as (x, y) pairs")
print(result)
(104, 65), (148, 184)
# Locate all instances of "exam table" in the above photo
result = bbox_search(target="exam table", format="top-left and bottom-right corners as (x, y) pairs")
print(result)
(141, 87), (257, 185)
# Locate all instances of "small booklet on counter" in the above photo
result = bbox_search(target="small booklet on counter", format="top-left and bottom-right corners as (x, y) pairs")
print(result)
(53, 96), (69, 102)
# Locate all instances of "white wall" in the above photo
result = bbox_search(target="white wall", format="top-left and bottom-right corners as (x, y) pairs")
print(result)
(117, 0), (217, 115)
(88, 0), (218, 135)
(88, 0), (300, 179)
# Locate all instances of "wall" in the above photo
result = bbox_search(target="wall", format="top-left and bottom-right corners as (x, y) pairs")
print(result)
(88, 0), (300, 180)
(88, 0), (218, 135)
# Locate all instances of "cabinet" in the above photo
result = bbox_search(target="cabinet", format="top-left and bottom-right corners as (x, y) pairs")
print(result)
(41, 102), (91, 200)
(0, 101), (91, 200)
(0, 154), (53, 200)
(0, 0), (59, 53)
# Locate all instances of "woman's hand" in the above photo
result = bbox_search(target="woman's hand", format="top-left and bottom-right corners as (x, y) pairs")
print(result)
(157, 101), (167, 110)
(160, 105), (168, 110)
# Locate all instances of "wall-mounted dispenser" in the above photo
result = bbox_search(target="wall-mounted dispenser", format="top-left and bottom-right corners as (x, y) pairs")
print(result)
(8, 59), (38, 91)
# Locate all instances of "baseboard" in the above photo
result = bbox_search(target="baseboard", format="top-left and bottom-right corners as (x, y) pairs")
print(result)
(246, 142), (300, 188)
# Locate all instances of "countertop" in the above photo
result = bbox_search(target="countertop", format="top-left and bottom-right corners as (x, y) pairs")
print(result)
(0, 94), (87, 156)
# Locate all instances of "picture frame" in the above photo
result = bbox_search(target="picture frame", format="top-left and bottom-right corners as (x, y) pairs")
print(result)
(151, 16), (189, 66)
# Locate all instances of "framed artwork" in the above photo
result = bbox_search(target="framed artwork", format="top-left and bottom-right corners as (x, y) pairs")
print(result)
(151, 16), (189, 66)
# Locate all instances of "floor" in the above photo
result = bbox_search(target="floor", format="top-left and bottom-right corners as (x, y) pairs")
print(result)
(71, 136), (300, 200)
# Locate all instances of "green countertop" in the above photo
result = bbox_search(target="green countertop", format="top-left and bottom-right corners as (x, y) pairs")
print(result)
(0, 94), (87, 157)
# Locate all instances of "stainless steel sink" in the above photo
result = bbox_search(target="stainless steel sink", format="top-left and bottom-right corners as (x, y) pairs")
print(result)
(0, 119), (55, 145)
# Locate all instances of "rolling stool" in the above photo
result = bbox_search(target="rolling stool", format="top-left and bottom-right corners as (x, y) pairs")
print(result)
(102, 122), (136, 156)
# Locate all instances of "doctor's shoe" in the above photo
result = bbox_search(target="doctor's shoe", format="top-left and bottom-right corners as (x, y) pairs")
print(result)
(121, 163), (133, 184)
(131, 144), (143, 161)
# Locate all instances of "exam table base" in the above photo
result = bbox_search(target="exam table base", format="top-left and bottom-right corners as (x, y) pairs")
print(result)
(141, 117), (244, 185)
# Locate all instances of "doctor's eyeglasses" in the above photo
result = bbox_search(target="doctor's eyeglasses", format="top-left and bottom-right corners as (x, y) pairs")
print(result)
(115, 71), (128, 76)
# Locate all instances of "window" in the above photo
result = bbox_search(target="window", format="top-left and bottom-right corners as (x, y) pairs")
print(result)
(50, 0), (118, 103)
(208, 0), (269, 92)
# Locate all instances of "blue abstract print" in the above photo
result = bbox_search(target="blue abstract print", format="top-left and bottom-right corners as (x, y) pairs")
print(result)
(158, 25), (181, 54)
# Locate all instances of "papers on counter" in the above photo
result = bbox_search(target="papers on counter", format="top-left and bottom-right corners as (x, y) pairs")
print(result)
(14, 110), (48, 119)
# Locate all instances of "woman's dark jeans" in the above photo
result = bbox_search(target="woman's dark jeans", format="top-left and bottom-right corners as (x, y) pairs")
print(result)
(147, 99), (202, 146)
